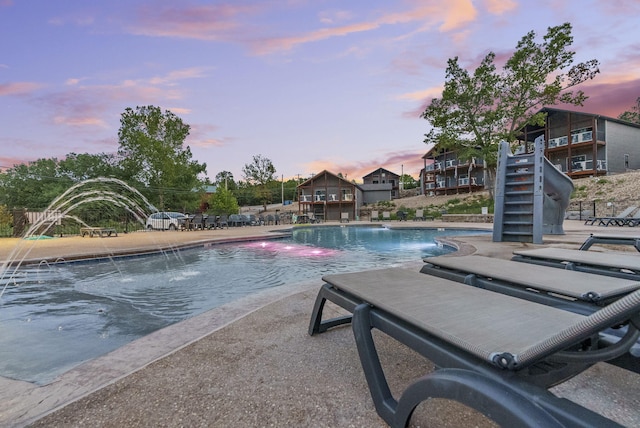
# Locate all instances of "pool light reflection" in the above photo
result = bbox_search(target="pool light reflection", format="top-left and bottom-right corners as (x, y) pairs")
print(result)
(242, 241), (338, 257)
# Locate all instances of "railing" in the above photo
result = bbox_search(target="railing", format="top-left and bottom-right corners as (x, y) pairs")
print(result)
(343, 194), (354, 201)
(301, 195), (311, 202)
(314, 194), (325, 202)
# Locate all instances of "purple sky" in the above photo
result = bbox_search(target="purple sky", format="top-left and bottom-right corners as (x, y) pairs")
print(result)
(1, 1), (639, 182)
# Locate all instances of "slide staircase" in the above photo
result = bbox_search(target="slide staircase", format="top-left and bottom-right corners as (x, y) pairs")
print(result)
(493, 136), (574, 244)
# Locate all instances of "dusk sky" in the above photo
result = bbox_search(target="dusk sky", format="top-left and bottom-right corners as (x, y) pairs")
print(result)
(1, 1), (639, 183)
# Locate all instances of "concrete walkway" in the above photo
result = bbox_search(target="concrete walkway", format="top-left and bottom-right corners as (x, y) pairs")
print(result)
(1, 221), (639, 427)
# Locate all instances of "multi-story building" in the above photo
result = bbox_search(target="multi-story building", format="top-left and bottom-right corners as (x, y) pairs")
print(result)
(421, 147), (485, 196)
(361, 168), (400, 199)
(296, 170), (362, 221)
(518, 107), (640, 177)
(420, 107), (640, 197)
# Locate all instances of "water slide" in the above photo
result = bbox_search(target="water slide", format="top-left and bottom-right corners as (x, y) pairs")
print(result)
(541, 152), (574, 234)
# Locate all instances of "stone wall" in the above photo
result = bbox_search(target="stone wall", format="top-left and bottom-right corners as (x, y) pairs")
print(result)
(441, 214), (494, 223)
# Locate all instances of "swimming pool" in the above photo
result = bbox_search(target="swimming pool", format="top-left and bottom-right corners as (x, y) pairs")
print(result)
(0, 226), (488, 384)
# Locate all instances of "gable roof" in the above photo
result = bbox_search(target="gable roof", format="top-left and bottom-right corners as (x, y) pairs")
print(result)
(522, 107), (640, 131)
(297, 170), (361, 188)
(362, 167), (400, 179)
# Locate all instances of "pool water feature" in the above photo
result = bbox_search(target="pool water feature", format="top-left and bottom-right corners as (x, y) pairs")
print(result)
(0, 226), (488, 384)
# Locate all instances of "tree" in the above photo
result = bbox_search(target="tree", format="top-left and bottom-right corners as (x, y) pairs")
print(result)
(422, 23), (599, 194)
(117, 105), (207, 210)
(241, 155), (276, 211)
(58, 152), (121, 181)
(0, 158), (69, 209)
(400, 174), (418, 190)
(618, 97), (640, 124)
(208, 185), (239, 215)
(214, 171), (236, 190)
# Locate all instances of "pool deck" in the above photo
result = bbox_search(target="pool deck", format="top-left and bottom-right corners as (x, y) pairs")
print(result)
(1, 220), (639, 427)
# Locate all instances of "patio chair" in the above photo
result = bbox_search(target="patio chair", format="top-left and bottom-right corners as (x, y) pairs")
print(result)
(341, 212), (350, 223)
(396, 210), (407, 221)
(217, 214), (229, 229)
(382, 211), (390, 221)
(309, 267), (640, 427)
(190, 213), (204, 230)
(513, 247), (640, 280)
(413, 209), (425, 221)
(371, 210), (379, 221)
(205, 215), (218, 229)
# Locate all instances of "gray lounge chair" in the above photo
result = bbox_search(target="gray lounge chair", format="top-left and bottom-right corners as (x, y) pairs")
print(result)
(382, 211), (390, 221)
(513, 247), (640, 280)
(370, 210), (379, 221)
(309, 267), (640, 427)
(422, 254), (640, 307)
(340, 212), (350, 223)
(585, 206), (637, 227)
(579, 234), (640, 252)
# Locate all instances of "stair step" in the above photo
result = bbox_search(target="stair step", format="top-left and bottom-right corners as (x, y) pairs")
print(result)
(502, 231), (533, 236)
(505, 191), (533, 196)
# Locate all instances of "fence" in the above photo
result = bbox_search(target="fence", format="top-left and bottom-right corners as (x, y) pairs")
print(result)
(1, 209), (147, 238)
(566, 200), (640, 221)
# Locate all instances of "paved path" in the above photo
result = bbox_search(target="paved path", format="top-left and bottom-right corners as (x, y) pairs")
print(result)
(1, 220), (638, 427)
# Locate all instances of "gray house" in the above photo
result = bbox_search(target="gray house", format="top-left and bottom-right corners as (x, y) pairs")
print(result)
(361, 167), (401, 202)
(519, 107), (640, 177)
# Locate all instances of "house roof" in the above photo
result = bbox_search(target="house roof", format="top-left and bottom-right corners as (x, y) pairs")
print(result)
(362, 167), (400, 179)
(296, 170), (361, 189)
(521, 107), (640, 131)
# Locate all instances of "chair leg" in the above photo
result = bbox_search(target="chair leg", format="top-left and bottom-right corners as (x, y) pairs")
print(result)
(350, 303), (618, 428)
(308, 284), (354, 335)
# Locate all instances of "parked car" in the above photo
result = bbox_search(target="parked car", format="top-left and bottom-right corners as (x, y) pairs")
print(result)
(145, 212), (186, 230)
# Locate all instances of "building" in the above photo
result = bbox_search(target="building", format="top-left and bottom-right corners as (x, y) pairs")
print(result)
(421, 147), (486, 196)
(518, 107), (640, 177)
(296, 171), (362, 221)
(361, 168), (400, 199)
(420, 107), (640, 197)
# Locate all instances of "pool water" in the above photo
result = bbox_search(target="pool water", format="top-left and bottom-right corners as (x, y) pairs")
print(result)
(0, 226), (488, 384)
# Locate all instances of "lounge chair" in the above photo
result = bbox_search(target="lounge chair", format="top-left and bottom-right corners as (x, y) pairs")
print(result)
(585, 206), (637, 227)
(413, 209), (425, 221)
(396, 210), (407, 221)
(371, 210), (379, 221)
(579, 234), (640, 252)
(513, 247), (640, 280)
(341, 212), (350, 223)
(382, 211), (390, 221)
(309, 267), (640, 427)
(422, 254), (640, 308)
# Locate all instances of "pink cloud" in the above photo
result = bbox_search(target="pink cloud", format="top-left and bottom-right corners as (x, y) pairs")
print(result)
(558, 78), (640, 118)
(129, 4), (261, 41)
(0, 81), (43, 96)
(305, 149), (428, 181)
(0, 155), (28, 170)
(252, 0), (477, 55)
(481, 0), (517, 15)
